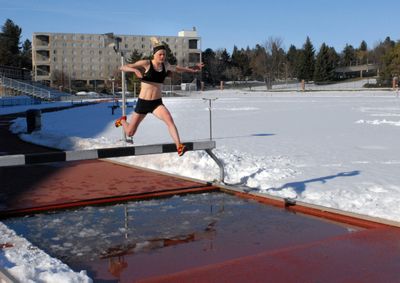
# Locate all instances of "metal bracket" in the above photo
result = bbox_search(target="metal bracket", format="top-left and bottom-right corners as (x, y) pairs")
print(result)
(205, 148), (225, 183)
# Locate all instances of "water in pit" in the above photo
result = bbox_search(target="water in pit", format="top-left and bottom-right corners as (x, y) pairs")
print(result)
(3, 192), (360, 282)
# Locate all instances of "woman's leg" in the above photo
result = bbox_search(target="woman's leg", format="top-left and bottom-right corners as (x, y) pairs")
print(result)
(120, 113), (146, 137)
(152, 105), (181, 148)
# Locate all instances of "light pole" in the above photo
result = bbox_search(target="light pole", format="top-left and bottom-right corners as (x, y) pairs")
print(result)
(202, 98), (217, 140)
(104, 33), (132, 143)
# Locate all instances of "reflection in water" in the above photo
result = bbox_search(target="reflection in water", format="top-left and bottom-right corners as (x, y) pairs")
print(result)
(101, 220), (217, 259)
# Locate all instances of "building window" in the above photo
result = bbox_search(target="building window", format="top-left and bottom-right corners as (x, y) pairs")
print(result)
(189, 53), (200, 63)
(189, 39), (198, 49)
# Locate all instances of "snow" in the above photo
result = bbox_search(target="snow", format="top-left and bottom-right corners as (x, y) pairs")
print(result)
(1, 79), (400, 281)
(0, 222), (92, 283)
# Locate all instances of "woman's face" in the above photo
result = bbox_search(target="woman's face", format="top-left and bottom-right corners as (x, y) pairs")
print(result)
(154, 49), (166, 62)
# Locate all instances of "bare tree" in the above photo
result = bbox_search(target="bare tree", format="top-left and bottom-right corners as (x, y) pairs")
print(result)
(264, 36), (286, 84)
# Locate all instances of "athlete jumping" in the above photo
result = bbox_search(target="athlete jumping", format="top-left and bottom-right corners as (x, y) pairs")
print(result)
(115, 37), (204, 156)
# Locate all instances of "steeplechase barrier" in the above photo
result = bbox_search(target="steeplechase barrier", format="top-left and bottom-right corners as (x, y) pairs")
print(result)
(0, 141), (225, 182)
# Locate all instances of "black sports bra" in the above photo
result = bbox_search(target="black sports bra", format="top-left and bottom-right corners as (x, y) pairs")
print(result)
(141, 60), (168, 83)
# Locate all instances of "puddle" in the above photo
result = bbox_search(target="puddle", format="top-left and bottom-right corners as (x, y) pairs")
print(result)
(3, 192), (360, 282)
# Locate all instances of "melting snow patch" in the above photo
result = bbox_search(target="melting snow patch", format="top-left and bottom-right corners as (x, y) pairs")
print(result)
(0, 223), (92, 283)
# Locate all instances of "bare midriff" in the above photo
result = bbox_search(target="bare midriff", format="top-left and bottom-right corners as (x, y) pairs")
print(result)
(139, 81), (163, 100)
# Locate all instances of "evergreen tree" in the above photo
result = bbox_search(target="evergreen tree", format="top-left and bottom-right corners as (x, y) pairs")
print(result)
(286, 44), (300, 79)
(19, 39), (32, 69)
(201, 48), (217, 85)
(127, 49), (143, 63)
(0, 19), (22, 66)
(328, 47), (340, 70)
(297, 36), (315, 81)
(231, 46), (251, 80)
(341, 44), (356, 66)
(314, 43), (338, 82)
(359, 40), (368, 51)
(216, 48), (231, 81)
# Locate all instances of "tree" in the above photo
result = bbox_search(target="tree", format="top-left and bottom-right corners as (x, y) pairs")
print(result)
(217, 48), (231, 81)
(297, 36), (315, 81)
(264, 36), (286, 83)
(286, 44), (301, 79)
(125, 49), (144, 93)
(356, 40), (368, 65)
(231, 45), (251, 80)
(314, 43), (338, 82)
(370, 36), (395, 67)
(201, 48), (218, 85)
(0, 19), (22, 66)
(341, 44), (356, 66)
(19, 39), (32, 69)
(249, 44), (267, 81)
(380, 42), (400, 84)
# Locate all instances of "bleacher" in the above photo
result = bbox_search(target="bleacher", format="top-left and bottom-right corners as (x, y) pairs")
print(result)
(0, 65), (71, 101)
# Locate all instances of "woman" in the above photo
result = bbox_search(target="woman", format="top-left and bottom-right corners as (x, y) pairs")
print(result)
(115, 37), (204, 156)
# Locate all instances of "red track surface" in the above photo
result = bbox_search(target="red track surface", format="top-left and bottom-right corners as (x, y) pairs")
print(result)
(1, 112), (400, 282)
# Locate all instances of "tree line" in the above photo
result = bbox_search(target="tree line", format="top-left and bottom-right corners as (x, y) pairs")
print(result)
(201, 36), (400, 87)
(1, 18), (399, 87)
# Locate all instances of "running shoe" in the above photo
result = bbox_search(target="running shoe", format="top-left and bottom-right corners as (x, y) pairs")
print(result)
(177, 144), (187, 156)
(115, 116), (127, 127)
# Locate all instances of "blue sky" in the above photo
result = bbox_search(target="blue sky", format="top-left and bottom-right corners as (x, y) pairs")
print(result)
(1, 0), (399, 53)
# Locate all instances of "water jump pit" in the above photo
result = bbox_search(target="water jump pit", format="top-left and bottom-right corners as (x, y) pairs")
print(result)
(3, 191), (362, 282)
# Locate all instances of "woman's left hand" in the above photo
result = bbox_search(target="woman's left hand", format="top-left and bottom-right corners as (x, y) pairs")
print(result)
(194, 62), (205, 70)
(189, 62), (204, 72)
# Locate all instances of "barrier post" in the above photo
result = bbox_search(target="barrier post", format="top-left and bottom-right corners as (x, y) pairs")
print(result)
(392, 76), (398, 90)
(26, 109), (41, 133)
(301, 80), (305, 92)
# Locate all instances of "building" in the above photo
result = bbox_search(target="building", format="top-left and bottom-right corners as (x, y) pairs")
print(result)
(32, 28), (201, 90)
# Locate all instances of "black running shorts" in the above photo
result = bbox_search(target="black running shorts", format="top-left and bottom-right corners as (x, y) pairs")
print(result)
(134, 98), (163, 114)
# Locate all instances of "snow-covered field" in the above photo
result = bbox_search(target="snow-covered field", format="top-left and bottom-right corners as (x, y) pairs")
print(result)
(1, 81), (400, 281)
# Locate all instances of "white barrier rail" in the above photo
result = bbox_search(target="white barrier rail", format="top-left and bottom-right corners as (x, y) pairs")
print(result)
(0, 141), (225, 182)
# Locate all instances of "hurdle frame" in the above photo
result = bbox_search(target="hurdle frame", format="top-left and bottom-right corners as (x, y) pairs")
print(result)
(0, 140), (225, 182)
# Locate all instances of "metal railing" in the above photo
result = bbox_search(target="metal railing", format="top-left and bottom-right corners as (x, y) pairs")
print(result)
(0, 76), (51, 100)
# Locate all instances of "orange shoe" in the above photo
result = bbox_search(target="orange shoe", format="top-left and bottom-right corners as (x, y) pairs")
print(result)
(115, 116), (127, 127)
(177, 144), (187, 156)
